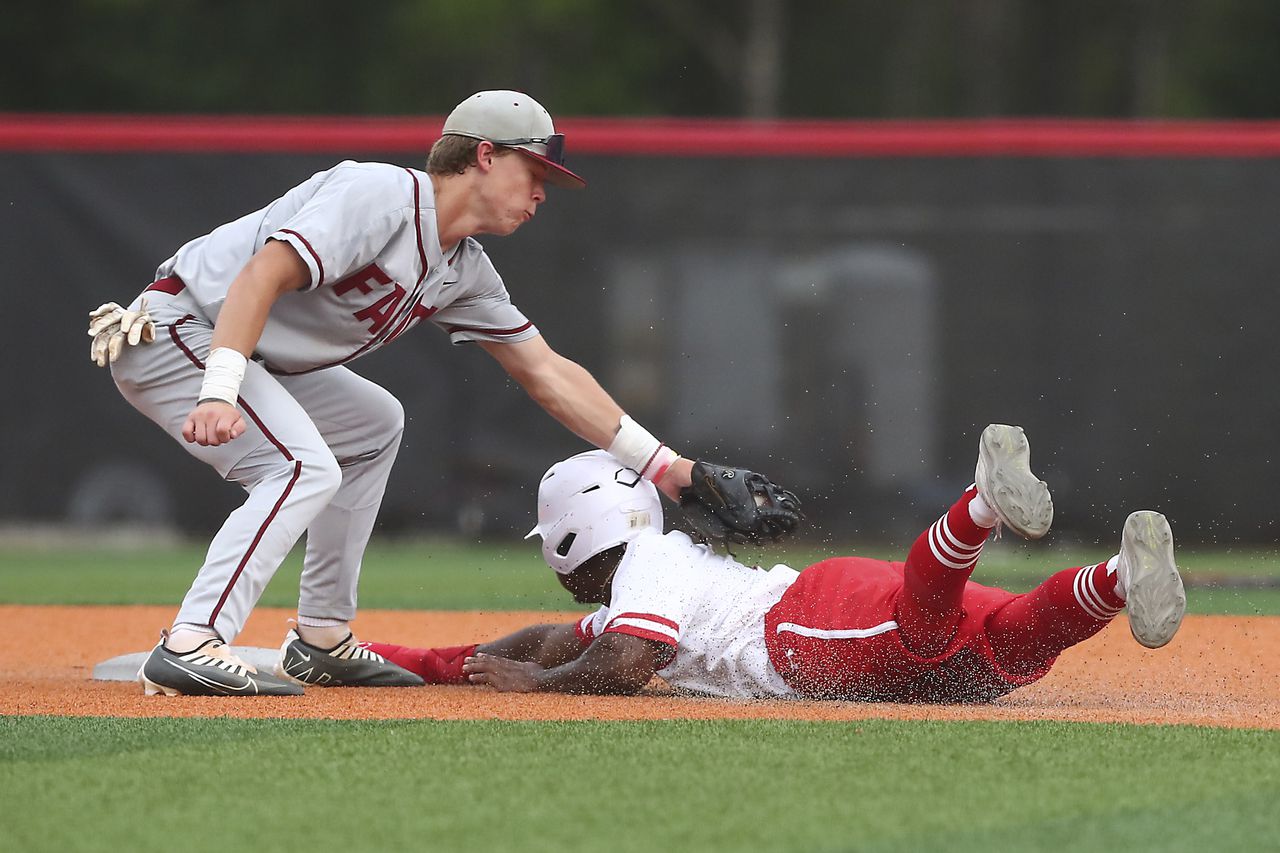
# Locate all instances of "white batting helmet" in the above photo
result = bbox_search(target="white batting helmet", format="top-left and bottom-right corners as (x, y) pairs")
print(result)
(526, 450), (663, 575)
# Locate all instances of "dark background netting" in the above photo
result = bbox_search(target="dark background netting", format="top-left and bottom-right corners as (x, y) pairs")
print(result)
(6, 149), (1276, 546)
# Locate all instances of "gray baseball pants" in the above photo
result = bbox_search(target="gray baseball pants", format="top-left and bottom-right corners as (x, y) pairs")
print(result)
(110, 286), (403, 642)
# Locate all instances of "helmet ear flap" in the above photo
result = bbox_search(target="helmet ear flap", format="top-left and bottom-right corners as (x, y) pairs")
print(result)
(554, 532), (577, 557)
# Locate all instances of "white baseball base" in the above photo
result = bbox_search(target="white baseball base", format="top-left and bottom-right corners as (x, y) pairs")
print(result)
(93, 646), (280, 681)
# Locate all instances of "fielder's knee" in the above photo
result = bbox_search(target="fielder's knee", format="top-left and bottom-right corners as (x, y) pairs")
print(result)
(367, 392), (405, 450)
(294, 450), (343, 505)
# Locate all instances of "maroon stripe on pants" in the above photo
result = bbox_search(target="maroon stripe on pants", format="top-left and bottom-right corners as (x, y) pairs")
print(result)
(237, 397), (296, 462)
(168, 317), (304, 626)
(170, 318), (296, 463)
(169, 315), (205, 368)
(209, 459), (303, 625)
(207, 398), (304, 624)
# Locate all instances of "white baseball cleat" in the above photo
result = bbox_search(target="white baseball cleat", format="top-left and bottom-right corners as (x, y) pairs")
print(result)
(1119, 510), (1186, 649)
(974, 424), (1054, 539)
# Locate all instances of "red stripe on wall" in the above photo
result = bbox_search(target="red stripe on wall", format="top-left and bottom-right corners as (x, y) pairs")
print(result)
(7, 114), (1280, 157)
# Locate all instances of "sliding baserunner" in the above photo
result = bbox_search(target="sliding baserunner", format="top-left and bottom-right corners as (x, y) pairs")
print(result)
(366, 425), (1186, 702)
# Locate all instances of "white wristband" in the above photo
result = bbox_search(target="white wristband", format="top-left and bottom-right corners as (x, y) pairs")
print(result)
(198, 347), (248, 406)
(608, 415), (680, 483)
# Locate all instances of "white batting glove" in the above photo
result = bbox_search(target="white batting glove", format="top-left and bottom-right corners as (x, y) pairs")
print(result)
(88, 297), (156, 367)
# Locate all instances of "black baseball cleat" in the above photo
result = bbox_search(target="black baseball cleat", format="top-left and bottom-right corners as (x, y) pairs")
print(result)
(275, 630), (425, 687)
(138, 635), (304, 696)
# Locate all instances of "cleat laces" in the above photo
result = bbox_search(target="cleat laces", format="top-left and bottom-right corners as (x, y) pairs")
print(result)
(329, 636), (386, 663)
(180, 641), (255, 676)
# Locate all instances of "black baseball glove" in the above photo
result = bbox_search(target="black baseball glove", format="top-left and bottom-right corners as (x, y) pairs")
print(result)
(679, 461), (803, 547)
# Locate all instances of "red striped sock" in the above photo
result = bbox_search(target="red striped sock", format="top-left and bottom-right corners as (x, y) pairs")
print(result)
(897, 488), (991, 655)
(928, 486), (989, 569)
(1072, 559), (1126, 619)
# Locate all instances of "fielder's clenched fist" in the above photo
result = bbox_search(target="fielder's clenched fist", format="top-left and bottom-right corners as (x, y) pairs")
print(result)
(183, 400), (246, 446)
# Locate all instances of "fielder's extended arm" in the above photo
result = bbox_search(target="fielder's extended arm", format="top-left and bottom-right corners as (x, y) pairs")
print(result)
(479, 336), (693, 499)
(480, 335), (800, 544)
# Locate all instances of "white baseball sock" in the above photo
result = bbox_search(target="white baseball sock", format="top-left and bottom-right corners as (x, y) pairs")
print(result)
(296, 616), (350, 649)
(968, 491), (998, 528)
(1107, 554), (1127, 600)
(165, 624), (219, 653)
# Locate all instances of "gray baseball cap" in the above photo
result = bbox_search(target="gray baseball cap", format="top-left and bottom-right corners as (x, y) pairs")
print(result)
(442, 90), (586, 189)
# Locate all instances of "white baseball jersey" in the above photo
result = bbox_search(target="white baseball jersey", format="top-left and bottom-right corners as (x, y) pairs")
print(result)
(575, 530), (800, 698)
(156, 160), (539, 374)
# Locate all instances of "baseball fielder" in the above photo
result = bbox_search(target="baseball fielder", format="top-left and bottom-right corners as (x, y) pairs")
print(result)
(86, 91), (783, 697)
(365, 425), (1187, 702)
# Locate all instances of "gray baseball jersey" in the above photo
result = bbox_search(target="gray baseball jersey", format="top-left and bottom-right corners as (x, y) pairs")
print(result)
(114, 160), (543, 644)
(157, 160), (539, 373)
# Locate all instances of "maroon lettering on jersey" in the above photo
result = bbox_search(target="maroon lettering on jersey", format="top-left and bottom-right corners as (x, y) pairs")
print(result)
(333, 264), (392, 297)
(354, 283), (407, 335)
(385, 302), (439, 345)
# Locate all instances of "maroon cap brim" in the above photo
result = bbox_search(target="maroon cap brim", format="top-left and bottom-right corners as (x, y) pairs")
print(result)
(516, 149), (586, 189)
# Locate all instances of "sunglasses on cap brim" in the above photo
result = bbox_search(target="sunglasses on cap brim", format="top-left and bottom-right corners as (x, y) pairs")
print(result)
(490, 133), (566, 166)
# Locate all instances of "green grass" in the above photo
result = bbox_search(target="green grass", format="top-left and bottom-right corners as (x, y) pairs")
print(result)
(1, 717), (1276, 853)
(3, 544), (1276, 852)
(0, 539), (575, 611)
(1, 537), (1277, 614)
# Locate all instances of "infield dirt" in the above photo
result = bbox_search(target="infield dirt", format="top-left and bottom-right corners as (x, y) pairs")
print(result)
(1, 605), (1275, 729)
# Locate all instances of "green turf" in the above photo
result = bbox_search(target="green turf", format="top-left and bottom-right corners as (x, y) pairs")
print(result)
(0, 539), (578, 611)
(3, 542), (1275, 852)
(1, 538), (1276, 614)
(1, 716), (1275, 853)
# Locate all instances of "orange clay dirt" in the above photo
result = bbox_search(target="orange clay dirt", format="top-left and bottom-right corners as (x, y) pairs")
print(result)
(0, 605), (1276, 729)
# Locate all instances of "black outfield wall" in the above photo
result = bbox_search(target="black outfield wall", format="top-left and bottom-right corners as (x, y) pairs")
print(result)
(3, 118), (1277, 545)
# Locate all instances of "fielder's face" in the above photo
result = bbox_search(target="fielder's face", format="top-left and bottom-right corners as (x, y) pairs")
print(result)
(476, 146), (548, 236)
